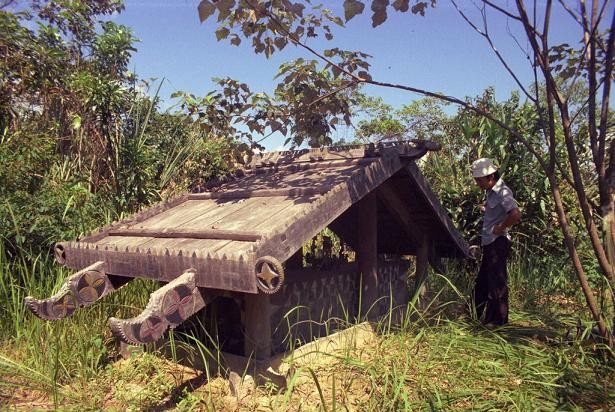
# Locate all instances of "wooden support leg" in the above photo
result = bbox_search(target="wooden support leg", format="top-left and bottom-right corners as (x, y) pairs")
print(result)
(25, 261), (128, 320)
(357, 192), (378, 320)
(243, 293), (272, 360)
(413, 240), (429, 307)
(110, 270), (212, 345)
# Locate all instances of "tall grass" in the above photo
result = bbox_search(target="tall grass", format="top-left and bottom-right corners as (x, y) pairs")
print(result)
(0, 244), (157, 402)
(1, 243), (613, 410)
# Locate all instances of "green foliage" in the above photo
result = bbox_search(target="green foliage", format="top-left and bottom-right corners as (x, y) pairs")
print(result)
(0, 127), (105, 253)
(0, 2), (243, 254)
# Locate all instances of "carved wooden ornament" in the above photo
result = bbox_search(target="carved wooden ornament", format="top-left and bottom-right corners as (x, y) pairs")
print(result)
(25, 261), (117, 320)
(255, 256), (285, 294)
(109, 269), (209, 345)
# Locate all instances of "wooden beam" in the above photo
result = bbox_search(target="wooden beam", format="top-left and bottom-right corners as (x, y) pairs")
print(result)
(243, 293), (272, 360)
(108, 228), (262, 242)
(188, 187), (331, 200)
(250, 140), (436, 167)
(80, 195), (190, 243)
(59, 241), (258, 293)
(412, 240), (430, 308)
(357, 192), (378, 321)
(252, 158), (377, 174)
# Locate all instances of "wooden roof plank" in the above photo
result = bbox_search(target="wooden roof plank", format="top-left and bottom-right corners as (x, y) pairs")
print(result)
(188, 187), (331, 200)
(215, 195), (316, 256)
(108, 228), (262, 242)
(136, 199), (224, 230)
(255, 148), (409, 263)
(79, 194), (190, 243)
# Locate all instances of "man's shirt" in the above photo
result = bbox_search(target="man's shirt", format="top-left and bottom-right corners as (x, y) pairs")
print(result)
(482, 178), (518, 246)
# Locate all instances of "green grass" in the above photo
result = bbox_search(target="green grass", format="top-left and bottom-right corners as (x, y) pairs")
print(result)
(0, 246), (613, 410)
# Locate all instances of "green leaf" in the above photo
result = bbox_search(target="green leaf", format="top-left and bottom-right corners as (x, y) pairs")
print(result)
(343, 0), (365, 22)
(197, 0), (216, 22)
(215, 27), (230, 41)
(71, 115), (82, 130)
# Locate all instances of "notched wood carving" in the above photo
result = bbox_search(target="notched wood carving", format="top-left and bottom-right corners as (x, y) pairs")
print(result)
(25, 261), (119, 320)
(109, 269), (211, 345)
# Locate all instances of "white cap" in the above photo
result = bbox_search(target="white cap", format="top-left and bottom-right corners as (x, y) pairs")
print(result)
(470, 158), (498, 178)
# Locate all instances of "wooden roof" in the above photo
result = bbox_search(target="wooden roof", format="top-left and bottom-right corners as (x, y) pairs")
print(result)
(56, 141), (468, 293)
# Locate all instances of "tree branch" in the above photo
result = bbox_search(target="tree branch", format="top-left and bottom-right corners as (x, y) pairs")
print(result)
(517, 0), (615, 293)
(483, 0), (522, 21)
(244, 0), (364, 83)
(597, 4), (615, 191)
(450, 0), (536, 102)
(557, 0), (583, 26)
(361, 77), (549, 169)
(581, 1), (600, 168)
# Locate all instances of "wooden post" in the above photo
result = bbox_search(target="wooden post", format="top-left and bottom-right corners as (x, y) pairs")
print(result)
(243, 293), (272, 360)
(413, 239), (429, 308)
(357, 192), (378, 320)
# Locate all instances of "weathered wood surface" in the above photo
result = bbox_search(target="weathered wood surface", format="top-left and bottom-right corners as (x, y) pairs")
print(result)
(58, 240), (258, 292)
(108, 228), (262, 242)
(187, 187), (331, 200)
(249, 140), (438, 167)
(110, 269), (214, 345)
(55, 141), (465, 292)
(357, 193), (378, 320)
(255, 146), (410, 263)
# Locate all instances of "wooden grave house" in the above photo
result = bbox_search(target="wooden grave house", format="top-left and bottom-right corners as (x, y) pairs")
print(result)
(26, 141), (469, 360)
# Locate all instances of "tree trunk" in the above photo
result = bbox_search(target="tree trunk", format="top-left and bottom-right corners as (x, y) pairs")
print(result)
(549, 174), (612, 343)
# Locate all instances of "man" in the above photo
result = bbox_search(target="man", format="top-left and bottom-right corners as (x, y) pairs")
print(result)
(471, 158), (521, 327)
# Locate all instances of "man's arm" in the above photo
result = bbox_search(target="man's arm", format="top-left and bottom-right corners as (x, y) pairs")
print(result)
(493, 208), (521, 235)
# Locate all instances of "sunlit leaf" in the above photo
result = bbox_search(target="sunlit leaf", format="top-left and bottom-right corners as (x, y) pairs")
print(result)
(71, 115), (81, 130)
(215, 27), (230, 40)
(357, 70), (372, 81)
(411, 2), (428, 16)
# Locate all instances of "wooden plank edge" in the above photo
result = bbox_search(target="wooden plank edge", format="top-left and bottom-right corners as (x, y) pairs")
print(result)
(58, 241), (258, 293)
(79, 194), (191, 243)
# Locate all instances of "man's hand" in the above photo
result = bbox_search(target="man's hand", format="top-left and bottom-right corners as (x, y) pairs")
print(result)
(493, 208), (521, 235)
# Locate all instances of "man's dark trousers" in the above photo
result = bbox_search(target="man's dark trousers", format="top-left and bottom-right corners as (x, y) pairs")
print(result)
(474, 236), (512, 325)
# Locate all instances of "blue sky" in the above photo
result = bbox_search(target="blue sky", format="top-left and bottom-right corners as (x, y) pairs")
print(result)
(112, 0), (608, 149)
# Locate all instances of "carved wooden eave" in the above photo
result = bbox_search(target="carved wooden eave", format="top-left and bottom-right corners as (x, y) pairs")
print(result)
(52, 140), (468, 295)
